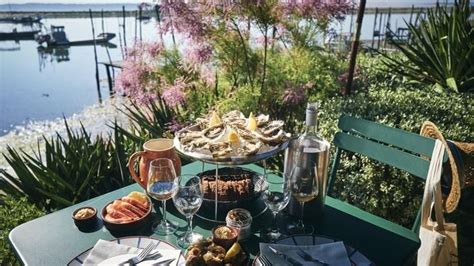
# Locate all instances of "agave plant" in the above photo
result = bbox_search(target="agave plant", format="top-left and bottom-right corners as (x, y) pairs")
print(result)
(0, 121), (133, 211)
(382, 2), (474, 93)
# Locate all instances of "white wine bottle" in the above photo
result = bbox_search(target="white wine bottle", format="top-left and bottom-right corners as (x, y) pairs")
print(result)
(284, 103), (330, 219)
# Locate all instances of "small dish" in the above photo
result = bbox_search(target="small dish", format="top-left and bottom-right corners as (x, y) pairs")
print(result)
(72, 207), (97, 228)
(101, 197), (152, 232)
(212, 225), (239, 250)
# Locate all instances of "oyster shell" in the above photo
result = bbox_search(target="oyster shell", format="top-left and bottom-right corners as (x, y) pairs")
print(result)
(209, 142), (233, 157)
(254, 129), (290, 145)
(256, 114), (270, 127)
(202, 124), (225, 141)
(223, 110), (246, 128)
(237, 139), (263, 156)
(260, 120), (284, 136)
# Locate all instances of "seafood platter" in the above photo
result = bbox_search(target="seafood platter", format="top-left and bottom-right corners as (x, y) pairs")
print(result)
(174, 110), (290, 165)
(174, 110), (290, 222)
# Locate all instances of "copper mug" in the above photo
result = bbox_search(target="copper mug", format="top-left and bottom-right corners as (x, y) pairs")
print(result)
(128, 138), (181, 189)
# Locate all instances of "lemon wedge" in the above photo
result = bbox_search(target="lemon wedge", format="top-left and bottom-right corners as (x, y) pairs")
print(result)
(127, 191), (147, 204)
(224, 242), (242, 262)
(209, 111), (222, 127)
(228, 129), (240, 147)
(246, 112), (257, 131)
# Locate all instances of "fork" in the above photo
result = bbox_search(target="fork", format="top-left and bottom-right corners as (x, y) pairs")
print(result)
(118, 241), (158, 265)
(259, 255), (272, 266)
(296, 250), (328, 266)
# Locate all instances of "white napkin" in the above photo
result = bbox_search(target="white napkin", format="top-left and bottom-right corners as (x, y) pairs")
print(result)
(260, 241), (351, 266)
(83, 239), (181, 265)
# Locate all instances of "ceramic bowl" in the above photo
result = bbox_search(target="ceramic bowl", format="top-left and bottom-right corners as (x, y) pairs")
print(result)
(101, 197), (152, 232)
(212, 225), (239, 250)
(72, 206), (98, 228)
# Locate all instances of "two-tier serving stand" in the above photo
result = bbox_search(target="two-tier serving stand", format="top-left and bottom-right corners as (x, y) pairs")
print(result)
(173, 136), (289, 223)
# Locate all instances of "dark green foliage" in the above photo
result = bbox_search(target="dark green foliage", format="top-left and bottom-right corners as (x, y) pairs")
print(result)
(0, 121), (134, 211)
(382, 3), (474, 93)
(317, 88), (473, 227)
(0, 196), (46, 265)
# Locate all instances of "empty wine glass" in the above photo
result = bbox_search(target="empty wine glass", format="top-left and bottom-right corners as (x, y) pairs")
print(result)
(288, 166), (318, 234)
(261, 171), (290, 242)
(147, 158), (179, 235)
(172, 174), (204, 248)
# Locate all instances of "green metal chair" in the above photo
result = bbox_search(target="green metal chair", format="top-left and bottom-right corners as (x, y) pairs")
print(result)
(317, 115), (447, 265)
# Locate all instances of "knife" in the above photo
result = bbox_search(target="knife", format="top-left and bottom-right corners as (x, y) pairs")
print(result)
(268, 246), (303, 266)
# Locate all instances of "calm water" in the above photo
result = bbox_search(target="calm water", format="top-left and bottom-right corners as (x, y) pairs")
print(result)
(0, 12), (416, 136)
(0, 16), (161, 135)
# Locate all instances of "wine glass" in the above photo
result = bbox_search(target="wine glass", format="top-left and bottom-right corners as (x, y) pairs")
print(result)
(288, 166), (318, 234)
(261, 171), (290, 242)
(147, 158), (179, 235)
(172, 174), (204, 248)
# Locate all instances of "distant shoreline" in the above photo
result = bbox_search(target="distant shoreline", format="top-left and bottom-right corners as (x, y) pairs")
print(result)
(0, 7), (439, 19)
(0, 10), (155, 18)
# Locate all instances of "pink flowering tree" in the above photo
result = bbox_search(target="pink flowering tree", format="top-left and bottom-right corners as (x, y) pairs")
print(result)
(115, 0), (352, 130)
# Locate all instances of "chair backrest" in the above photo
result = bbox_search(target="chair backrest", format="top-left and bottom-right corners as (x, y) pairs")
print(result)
(328, 115), (448, 231)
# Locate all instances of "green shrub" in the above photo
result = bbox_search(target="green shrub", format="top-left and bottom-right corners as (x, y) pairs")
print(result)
(0, 195), (46, 265)
(382, 3), (474, 93)
(317, 87), (473, 227)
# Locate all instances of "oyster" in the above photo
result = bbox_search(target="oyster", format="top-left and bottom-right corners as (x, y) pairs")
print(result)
(209, 142), (233, 157)
(202, 124), (225, 141)
(237, 139), (263, 156)
(260, 120), (284, 136)
(254, 129), (290, 145)
(256, 114), (270, 127)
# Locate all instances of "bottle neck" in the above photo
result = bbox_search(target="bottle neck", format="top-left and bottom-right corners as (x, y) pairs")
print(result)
(304, 123), (317, 134)
(304, 111), (318, 134)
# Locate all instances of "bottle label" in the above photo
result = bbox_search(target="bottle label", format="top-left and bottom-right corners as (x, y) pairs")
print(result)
(303, 147), (319, 153)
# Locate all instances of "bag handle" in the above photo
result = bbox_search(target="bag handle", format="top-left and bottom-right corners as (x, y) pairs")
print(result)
(421, 140), (446, 230)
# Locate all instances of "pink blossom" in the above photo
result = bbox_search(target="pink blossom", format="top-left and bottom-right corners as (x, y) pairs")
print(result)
(160, 0), (207, 42)
(183, 40), (213, 69)
(161, 78), (187, 107)
(114, 59), (157, 104)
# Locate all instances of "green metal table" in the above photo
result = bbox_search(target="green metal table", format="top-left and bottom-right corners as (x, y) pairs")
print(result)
(9, 162), (273, 265)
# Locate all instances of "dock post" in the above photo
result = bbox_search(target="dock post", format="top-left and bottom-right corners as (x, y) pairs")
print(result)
(155, 4), (164, 44)
(122, 5), (127, 50)
(101, 9), (114, 78)
(384, 8), (392, 48)
(377, 9), (383, 50)
(134, 10), (138, 42)
(105, 65), (114, 96)
(89, 9), (102, 104)
(408, 5), (414, 44)
(371, 7), (378, 50)
(139, 6), (143, 41)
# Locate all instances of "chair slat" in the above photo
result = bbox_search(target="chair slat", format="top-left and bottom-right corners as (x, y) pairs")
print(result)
(338, 115), (447, 161)
(334, 132), (431, 179)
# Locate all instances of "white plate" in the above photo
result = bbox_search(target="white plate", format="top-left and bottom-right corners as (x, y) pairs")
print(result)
(98, 251), (180, 265)
(68, 236), (185, 266)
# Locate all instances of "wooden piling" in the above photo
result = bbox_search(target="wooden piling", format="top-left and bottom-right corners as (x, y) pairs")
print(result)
(122, 5), (127, 50)
(344, 0), (366, 95)
(100, 9), (115, 81)
(89, 9), (102, 104)
(371, 7), (378, 50)
(384, 8), (392, 48)
(377, 9), (383, 50)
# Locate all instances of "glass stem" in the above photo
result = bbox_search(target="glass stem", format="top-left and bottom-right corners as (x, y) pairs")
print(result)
(272, 211), (278, 232)
(187, 216), (193, 234)
(162, 200), (167, 224)
(299, 202), (305, 228)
